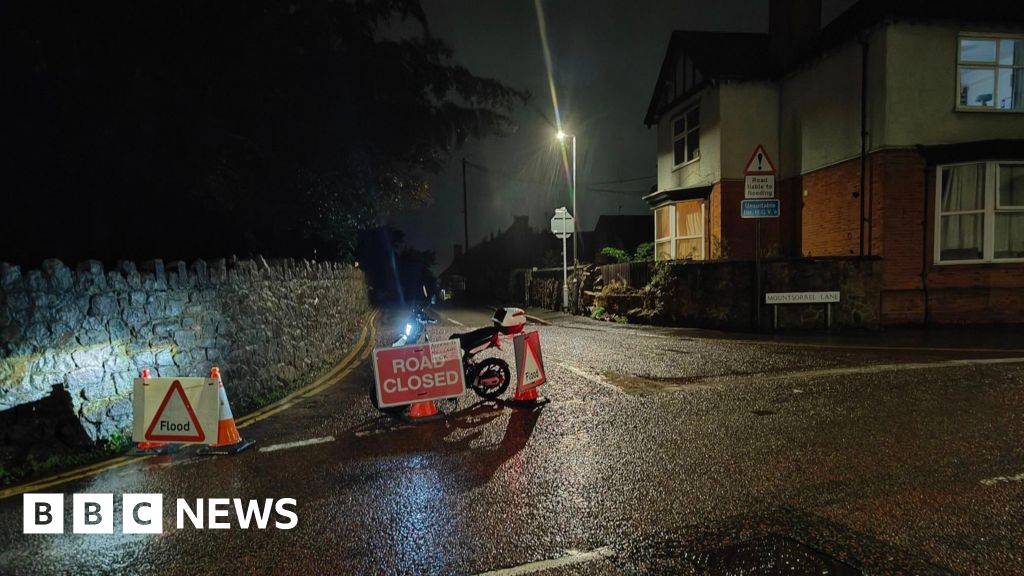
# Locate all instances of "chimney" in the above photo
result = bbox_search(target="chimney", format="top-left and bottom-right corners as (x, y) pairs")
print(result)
(769, 0), (822, 72)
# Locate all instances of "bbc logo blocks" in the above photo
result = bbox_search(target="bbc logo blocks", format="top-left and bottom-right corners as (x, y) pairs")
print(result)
(24, 493), (163, 534)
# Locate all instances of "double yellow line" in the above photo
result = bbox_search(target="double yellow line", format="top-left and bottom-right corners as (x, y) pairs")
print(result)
(0, 310), (379, 501)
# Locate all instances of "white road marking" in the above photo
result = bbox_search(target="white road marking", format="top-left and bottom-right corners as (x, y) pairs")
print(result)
(440, 312), (465, 327)
(258, 436), (334, 453)
(553, 361), (625, 395)
(475, 546), (615, 576)
(980, 471), (1024, 486)
(679, 356), (1024, 388)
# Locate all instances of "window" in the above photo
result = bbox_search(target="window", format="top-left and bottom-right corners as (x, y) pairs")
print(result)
(655, 206), (672, 260)
(654, 201), (705, 261)
(937, 162), (1024, 263)
(672, 105), (700, 167)
(674, 201), (703, 259)
(958, 35), (1024, 111)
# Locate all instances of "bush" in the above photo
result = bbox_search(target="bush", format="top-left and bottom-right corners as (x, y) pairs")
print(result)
(600, 247), (630, 263)
(634, 242), (654, 262)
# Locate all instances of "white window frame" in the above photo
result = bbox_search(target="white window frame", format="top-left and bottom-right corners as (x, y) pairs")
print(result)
(935, 161), (1024, 264)
(955, 32), (1024, 113)
(654, 201), (706, 261)
(671, 104), (700, 169)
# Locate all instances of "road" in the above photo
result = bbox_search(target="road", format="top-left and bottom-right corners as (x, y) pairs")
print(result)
(1, 306), (1023, 575)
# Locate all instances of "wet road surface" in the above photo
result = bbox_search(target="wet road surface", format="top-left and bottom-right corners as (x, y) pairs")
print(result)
(1, 307), (1023, 575)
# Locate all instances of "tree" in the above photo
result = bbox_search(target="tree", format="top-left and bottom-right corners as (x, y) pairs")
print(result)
(1, 0), (526, 264)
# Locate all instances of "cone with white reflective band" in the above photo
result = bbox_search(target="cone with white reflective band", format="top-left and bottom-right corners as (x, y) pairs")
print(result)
(198, 367), (255, 455)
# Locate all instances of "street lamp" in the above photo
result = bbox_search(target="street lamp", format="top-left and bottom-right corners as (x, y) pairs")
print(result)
(556, 130), (577, 311)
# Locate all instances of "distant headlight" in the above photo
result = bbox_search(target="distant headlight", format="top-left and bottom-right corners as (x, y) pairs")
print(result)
(405, 323), (412, 336)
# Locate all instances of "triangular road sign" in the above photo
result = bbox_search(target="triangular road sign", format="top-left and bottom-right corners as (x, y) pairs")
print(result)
(743, 144), (777, 175)
(145, 379), (206, 442)
(517, 333), (546, 391)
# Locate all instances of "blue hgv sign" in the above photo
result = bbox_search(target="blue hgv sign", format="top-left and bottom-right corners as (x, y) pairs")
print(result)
(740, 199), (780, 219)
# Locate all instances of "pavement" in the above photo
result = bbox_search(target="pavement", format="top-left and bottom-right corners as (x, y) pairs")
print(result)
(1, 306), (1023, 575)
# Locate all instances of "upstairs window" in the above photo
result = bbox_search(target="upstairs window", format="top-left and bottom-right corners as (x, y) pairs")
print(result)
(937, 162), (1024, 263)
(958, 35), (1024, 111)
(672, 105), (700, 167)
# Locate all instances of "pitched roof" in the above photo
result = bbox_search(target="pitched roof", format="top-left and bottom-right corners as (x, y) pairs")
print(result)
(645, 31), (771, 126)
(812, 0), (1024, 60)
(645, 0), (1024, 126)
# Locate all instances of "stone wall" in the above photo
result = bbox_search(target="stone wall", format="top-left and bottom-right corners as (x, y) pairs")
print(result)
(651, 257), (882, 331)
(0, 257), (369, 459)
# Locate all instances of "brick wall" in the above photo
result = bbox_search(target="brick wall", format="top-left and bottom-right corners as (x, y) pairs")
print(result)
(799, 149), (1024, 325)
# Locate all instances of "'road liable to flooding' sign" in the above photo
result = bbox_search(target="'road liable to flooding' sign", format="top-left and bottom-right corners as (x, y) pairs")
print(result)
(372, 339), (466, 408)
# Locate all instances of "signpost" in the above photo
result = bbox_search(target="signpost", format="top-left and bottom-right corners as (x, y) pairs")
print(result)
(743, 144), (778, 331)
(766, 291), (841, 329)
(372, 339), (466, 408)
(740, 199), (781, 218)
(550, 207), (574, 310)
(133, 377), (220, 445)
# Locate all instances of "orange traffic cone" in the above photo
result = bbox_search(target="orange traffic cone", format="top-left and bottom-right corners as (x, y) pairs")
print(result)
(404, 400), (444, 424)
(198, 367), (255, 455)
(507, 384), (550, 407)
(131, 368), (181, 455)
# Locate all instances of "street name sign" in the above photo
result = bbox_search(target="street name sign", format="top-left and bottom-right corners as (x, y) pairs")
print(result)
(765, 291), (840, 304)
(372, 339), (466, 408)
(133, 377), (220, 444)
(740, 199), (780, 218)
(744, 174), (775, 199)
(550, 207), (574, 239)
(513, 331), (547, 393)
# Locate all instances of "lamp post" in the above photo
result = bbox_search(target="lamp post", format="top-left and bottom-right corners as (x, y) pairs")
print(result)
(556, 130), (577, 311)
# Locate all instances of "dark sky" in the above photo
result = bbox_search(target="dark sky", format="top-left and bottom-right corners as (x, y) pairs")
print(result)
(391, 0), (857, 271)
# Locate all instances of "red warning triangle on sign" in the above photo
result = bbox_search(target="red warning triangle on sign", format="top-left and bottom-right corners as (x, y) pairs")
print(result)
(518, 334), (546, 391)
(145, 379), (206, 442)
(743, 144), (777, 175)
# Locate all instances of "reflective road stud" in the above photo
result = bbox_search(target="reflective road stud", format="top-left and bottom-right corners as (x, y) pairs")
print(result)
(198, 367), (255, 455)
(130, 369), (181, 455)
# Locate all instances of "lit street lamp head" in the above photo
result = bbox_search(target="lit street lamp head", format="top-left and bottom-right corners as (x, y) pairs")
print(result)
(556, 130), (566, 141)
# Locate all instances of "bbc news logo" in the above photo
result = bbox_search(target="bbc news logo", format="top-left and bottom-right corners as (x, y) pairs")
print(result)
(24, 494), (298, 533)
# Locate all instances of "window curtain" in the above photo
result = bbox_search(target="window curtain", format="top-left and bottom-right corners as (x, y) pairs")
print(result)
(940, 165), (984, 258)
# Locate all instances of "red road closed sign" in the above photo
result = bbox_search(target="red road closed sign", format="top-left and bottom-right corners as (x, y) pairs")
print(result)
(372, 339), (466, 407)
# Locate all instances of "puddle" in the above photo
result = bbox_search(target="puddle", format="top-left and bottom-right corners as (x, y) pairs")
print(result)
(685, 535), (861, 575)
(602, 372), (712, 395)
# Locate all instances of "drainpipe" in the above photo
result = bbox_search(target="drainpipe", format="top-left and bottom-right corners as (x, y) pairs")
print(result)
(921, 157), (931, 325)
(858, 33), (869, 257)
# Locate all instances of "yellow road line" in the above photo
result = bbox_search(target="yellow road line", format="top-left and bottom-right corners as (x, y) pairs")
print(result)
(0, 310), (379, 501)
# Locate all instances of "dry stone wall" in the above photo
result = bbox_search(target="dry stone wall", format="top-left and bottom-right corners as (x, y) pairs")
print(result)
(0, 257), (369, 453)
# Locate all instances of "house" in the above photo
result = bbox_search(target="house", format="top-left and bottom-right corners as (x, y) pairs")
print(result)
(644, 0), (1024, 325)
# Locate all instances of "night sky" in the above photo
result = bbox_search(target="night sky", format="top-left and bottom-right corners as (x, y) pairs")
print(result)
(392, 0), (857, 271)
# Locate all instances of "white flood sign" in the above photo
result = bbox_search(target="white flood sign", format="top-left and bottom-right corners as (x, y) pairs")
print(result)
(765, 291), (840, 304)
(133, 377), (220, 444)
(744, 174), (775, 199)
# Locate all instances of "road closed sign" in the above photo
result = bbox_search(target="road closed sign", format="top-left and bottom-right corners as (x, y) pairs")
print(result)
(372, 339), (466, 408)
(133, 377), (220, 444)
